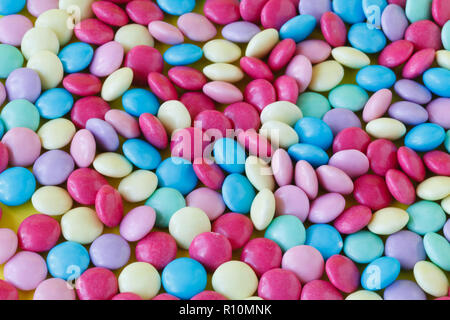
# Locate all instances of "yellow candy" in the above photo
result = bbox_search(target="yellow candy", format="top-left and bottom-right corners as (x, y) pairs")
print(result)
(441, 196), (450, 214)
(203, 39), (241, 63)
(115, 24), (154, 52)
(331, 47), (371, 69)
(203, 63), (244, 83)
(37, 118), (75, 150)
(309, 60), (344, 92)
(27, 50), (63, 89)
(260, 120), (299, 149)
(31, 186), (73, 216)
(169, 207), (211, 249)
(212, 261), (258, 300)
(260, 101), (303, 126)
(118, 262), (161, 300)
(436, 50), (450, 70)
(245, 156), (275, 191)
(366, 118), (407, 140)
(21, 27), (60, 60)
(61, 207), (103, 244)
(368, 207), (409, 235)
(59, 0), (94, 20)
(101, 67), (133, 102)
(157, 100), (191, 134)
(246, 29), (279, 58)
(35, 9), (73, 45)
(345, 290), (383, 300)
(118, 170), (158, 203)
(417, 176), (450, 201)
(93, 152), (133, 178)
(414, 261), (449, 297)
(250, 188), (275, 231)
(245, 296), (264, 300)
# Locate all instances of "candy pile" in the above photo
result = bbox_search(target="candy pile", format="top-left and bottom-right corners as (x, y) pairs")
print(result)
(0, 0), (449, 301)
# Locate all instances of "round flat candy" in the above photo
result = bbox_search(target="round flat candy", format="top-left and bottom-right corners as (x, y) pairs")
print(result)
(90, 234), (130, 270)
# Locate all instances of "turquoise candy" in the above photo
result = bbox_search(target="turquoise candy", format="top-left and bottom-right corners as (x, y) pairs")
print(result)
(46, 241), (90, 281)
(122, 88), (160, 117)
(146, 187), (186, 228)
(294, 117), (334, 150)
(163, 44), (203, 66)
(264, 215), (306, 252)
(423, 232), (450, 271)
(0, 121), (4, 139)
(222, 173), (255, 214)
(0, 0), (26, 15)
(280, 15), (316, 43)
(446, 130), (450, 153)
(406, 200), (446, 235)
(443, 21), (450, 51)
(343, 231), (384, 264)
(1, 99), (40, 131)
(362, 0), (387, 19)
(156, 0), (195, 16)
(332, 0), (366, 24)
(122, 139), (162, 170)
(356, 65), (396, 92)
(58, 42), (94, 74)
(287, 143), (329, 167)
(0, 167), (36, 206)
(348, 23), (387, 53)
(423, 68), (450, 98)
(361, 257), (401, 291)
(156, 157), (198, 195)
(0, 44), (23, 78)
(305, 224), (343, 260)
(328, 84), (369, 111)
(297, 92), (331, 119)
(405, 0), (432, 23)
(213, 138), (246, 174)
(35, 88), (74, 119)
(404, 123), (445, 152)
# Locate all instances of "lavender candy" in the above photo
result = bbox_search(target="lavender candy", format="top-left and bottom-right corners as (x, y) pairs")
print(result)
(427, 98), (450, 130)
(381, 4), (409, 42)
(89, 234), (131, 270)
(222, 21), (260, 43)
(385, 230), (426, 270)
(388, 101), (429, 125)
(33, 150), (75, 186)
(394, 79), (432, 105)
(322, 108), (362, 136)
(443, 219), (450, 242)
(299, 0), (332, 22)
(85, 118), (120, 152)
(5, 68), (41, 103)
(384, 280), (427, 300)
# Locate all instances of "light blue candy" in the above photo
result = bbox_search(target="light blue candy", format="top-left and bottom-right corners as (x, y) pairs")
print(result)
(348, 23), (387, 53)
(163, 44), (203, 66)
(356, 65), (396, 92)
(122, 88), (160, 117)
(0, 167), (36, 206)
(58, 42), (94, 74)
(122, 139), (161, 170)
(423, 232), (450, 271)
(156, 0), (195, 16)
(264, 215), (306, 252)
(332, 0), (366, 24)
(404, 123), (445, 152)
(222, 173), (255, 214)
(343, 231), (384, 264)
(423, 68), (450, 98)
(361, 257), (401, 291)
(1, 99), (40, 131)
(294, 117), (333, 150)
(406, 200), (446, 235)
(162, 258), (207, 300)
(297, 92), (331, 119)
(156, 157), (198, 195)
(362, 0), (387, 19)
(46, 241), (90, 281)
(405, 0), (432, 23)
(443, 21), (450, 51)
(0, 44), (23, 78)
(213, 138), (246, 173)
(0, 0), (26, 15)
(446, 130), (450, 153)
(287, 143), (329, 167)
(305, 224), (343, 260)
(0, 121), (4, 139)
(35, 88), (74, 119)
(328, 84), (369, 111)
(146, 187), (186, 228)
(280, 14), (316, 43)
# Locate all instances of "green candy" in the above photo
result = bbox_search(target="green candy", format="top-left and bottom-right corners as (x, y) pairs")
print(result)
(423, 232), (450, 271)
(1, 99), (40, 131)
(0, 44), (24, 78)
(445, 130), (450, 153)
(442, 21), (450, 51)
(328, 84), (369, 111)
(343, 231), (384, 264)
(297, 92), (330, 119)
(406, 200), (446, 235)
(264, 215), (306, 252)
(405, 0), (432, 23)
(145, 187), (186, 228)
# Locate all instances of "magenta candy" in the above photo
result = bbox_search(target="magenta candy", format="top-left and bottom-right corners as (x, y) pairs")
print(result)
(295, 39), (331, 64)
(71, 96), (110, 128)
(237, 129), (274, 158)
(204, 0), (241, 25)
(223, 102), (260, 131)
(388, 0), (406, 7)
(126, 0), (164, 25)
(112, 292), (143, 300)
(423, 151), (450, 176)
(192, 159), (225, 191)
(320, 12), (346, 47)
(362, 89), (393, 122)
(33, 278), (76, 300)
(0, 280), (18, 300)
(282, 245), (324, 283)
(402, 48), (435, 79)
(119, 206), (156, 242)
(171, 127), (209, 161)
(316, 165), (354, 195)
(92, 1), (129, 27)
(70, 129), (96, 168)
(152, 293), (180, 300)
(212, 213), (253, 250)
(63, 73), (102, 96)
(274, 75), (299, 103)
(0, 142), (9, 173)
(203, 81), (243, 105)
(385, 169), (416, 205)
(148, 21), (184, 45)
(168, 66), (206, 91)
(404, 20), (442, 51)
(4, 251), (47, 291)
(180, 92), (216, 119)
(0, 228), (18, 264)
(427, 98), (450, 129)
(90, 41), (124, 77)
(285, 55), (312, 93)
(189, 232), (232, 271)
(397, 146), (426, 182)
(1, 127), (41, 167)
(0, 15), (33, 47)
(294, 160), (319, 200)
(66, 168), (109, 205)
(27, 0), (58, 17)
(332, 127), (371, 153)
(135, 231), (177, 270)
(432, 0), (450, 27)
(95, 185), (123, 228)
(258, 268), (301, 300)
(308, 193), (346, 224)
(191, 291), (227, 300)
(105, 109), (140, 139)
(328, 149), (370, 178)
(244, 79), (276, 112)
(17, 214), (60, 253)
(260, 0), (297, 30)
(177, 13), (217, 42)
(268, 39), (296, 71)
(353, 174), (392, 210)
(301, 280), (343, 300)
(271, 148), (294, 187)
(325, 255), (360, 294)
(274, 185), (310, 222)
(378, 40), (414, 68)
(139, 113), (168, 150)
(124, 46), (164, 85)
(186, 188), (226, 221)
(240, 56), (274, 82)
(366, 139), (398, 176)
(241, 238), (282, 277)
(147, 72), (178, 101)
(333, 205), (372, 235)
(239, 0), (269, 23)
(76, 267), (118, 300)
(74, 19), (114, 45)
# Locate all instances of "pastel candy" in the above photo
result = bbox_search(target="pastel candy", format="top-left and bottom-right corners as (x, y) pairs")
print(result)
(61, 207), (103, 244)
(427, 98), (450, 129)
(177, 13), (217, 42)
(118, 262), (161, 299)
(0, 44), (23, 78)
(35, 9), (73, 45)
(416, 176), (450, 201)
(31, 186), (73, 216)
(261, 101), (303, 127)
(294, 160), (319, 199)
(280, 15), (316, 43)
(222, 21), (260, 43)
(274, 185), (310, 222)
(436, 50), (450, 69)
(394, 79), (432, 105)
(265, 215), (306, 252)
(212, 261), (258, 300)
(282, 245), (324, 283)
(405, 123), (445, 152)
(407, 200), (446, 235)
(250, 189), (276, 230)
(35, 88), (74, 120)
(271, 149), (293, 187)
(309, 61), (344, 92)
(148, 21), (184, 45)
(328, 150), (370, 178)
(423, 232), (450, 271)
(332, 0), (365, 24)
(348, 22), (387, 53)
(4, 251), (47, 291)
(203, 39), (241, 63)
(329, 84), (368, 112)
(246, 28), (279, 58)
(38, 118), (75, 150)
(90, 41), (124, 77)
(344, 231), (384, 264)
(331, 46), (370, 69)
(308, 193), (346, 223)
(361, 257), (400, 290)
(203, 81), (243, 104)
(366, 118), (407, 140)
(316, 165), (354, 195)
(0, 228), (18, 264)
(222, 173), (255, 214)
(0, 167), (36, 206)
(33, 150), (74, 186)
(58, 42), (93, 74)
(357, 65), (396, 92)
(381, 4), (409, 41)
(296, 40), (331, 64)
(169, 207), (211, 249)
(118, 170), (158, 203)
(27, 50), (63, 89)
(203, 63), (244, 83)
(368, 207), (409, 235)
(405, 0), (432, 23)
(423, 68), (450, 97)
(385, 230), (426, 270)
(164, 44), (203, 66)
(245, 156), (275, 191)
(285, 55), (312, 93)
(414, 261), (449, 297)
(146, 187), (186, 228)
(186, 188), (225, 221)
(21, 27), (59, 61)
(93, 152), (133, 178)
(115, 24), (154, 52)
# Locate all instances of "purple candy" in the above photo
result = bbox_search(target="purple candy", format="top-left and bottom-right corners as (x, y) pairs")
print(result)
(381, 4), (409, 42)
(222, 21), (260, 43)
(299, 0), (332, 22)
(89, 233), (131, 270)
(0, 82), (5, 106)
(388, 101), (429, 125)
(5, 68), (41, 103)
(444, 219), (450, 242)
(33, 150), (75, 186)
(0, 15), (33, 46)
(384, 280), (427, 300)
(385, 230), (426, 270)
(27, 0), (59, 17)
(427, 98), (450, 130)
(394, 79), (432, 105)
(322, 108), (362, 135)
(85, 118), (119, 152)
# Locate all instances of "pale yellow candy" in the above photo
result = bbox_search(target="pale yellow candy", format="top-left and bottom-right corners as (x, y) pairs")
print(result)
(27, 50), (63, 89)
(416, 176), (450, 201)
(203, 39), (241, 63)
(169, 207), (211, 249)
(368, 207), (409, 235)
(157, 100), (191, 134)
(441, 196), (450, 214)
(203, 63), (244, 83)
(345, 290), (383, 300)
(61, 207), (103, 244)
(436, 50), (450, 70)
(212, 261), (258, 300)
(245, 156), (275, 191)
(331, 47), (370, 69)
(21, 27), (60, 60)
(101, 67), (133, 102)
(31, 186), (73, 216)
(115, 24), (154, 52)
(246, 29), (279, 58)
(37, 118), (75, 150)
(414, 261), (449, 297)
(118, 170), (158, 203)
(309, 60), (344, 92)
(245, 296), (264, 300)
(366, 118), (407, 140)
(260, 101), (303, 126)
(250, 189), (275, 231)
(260, 121), (299, 149)
(93, 152), (133, 178)
(35, 9), (73, 45)
(59, 0), (94, 20)
(118, 262), (161, 300)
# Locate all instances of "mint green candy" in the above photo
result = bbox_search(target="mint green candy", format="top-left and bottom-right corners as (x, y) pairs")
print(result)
(423, 232), (450, 271)
(343, 231), (384, 264)
(405, 0), (432, 23)
(1, 99), (40, 131)
(264, 215), (306, 252)
(406, 200), (446, 235)
(297, 92), (330, 119)
(328, 84), (369, 111)
(442, 21), (450, 51)
(145, 187), (186, 228)
(445, 130), (450, 153)
(0, 44), (23, 78)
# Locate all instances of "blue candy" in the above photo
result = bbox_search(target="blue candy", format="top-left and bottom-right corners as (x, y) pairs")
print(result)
(156, 0), (196, 16)
(122, 139), (162, 170)
(156, 157), (198, 195)
(222, 173), (255, 214)
(404, 123), (446, 152)
(122, 88), (160, 117)
(294, 117), (334, 150)
(446, 130), (450, 153)
(356, 65), (396, 92)
(343, 231), (384, 264)
(146, 187), (186, 228)
(332, 0), (366, 24)
(348, 23), (387, 53)
(163, 44), (203, 66)
(58, 42), (94, 74)
(264, 215), (306, 252)
(213, 138), (246, 173)
(280, 15), (316, 43)
(287, 143), (329, 167)
(0, 0), (26, 15)
(162, 258), (207, 300)
(0, 120), (4, 140)
(0, 167), (36, 206)
(362, 0), (387, 19)
(46, 241), (90, 281)
(422, 68), (450, 98)
(305, 224), (343, 260)
(361, 256), (401, 291)
(35, 88), (74, 119)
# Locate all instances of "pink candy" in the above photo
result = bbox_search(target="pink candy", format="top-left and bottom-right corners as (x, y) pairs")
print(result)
(192, 159), (225, 191)
(168, 67), (206, 91)
(0, 280), (19, 300)
(353, 174), (392, 211)
(282, 245), (324, 283)
(186, 188), (226, 220)
(402, 48), (436, 79)
(126, 0), (164, 25)
(240, 56), (274, 82)
(301, 280), (343, 300)
(0, 142), (9, 174)
(366, 139), (398, 176)
(271, 148), (293, 187)
(139, 113), (168, 150)
(204, 0), (241, 25)
(90, 41), (124, 77)
(294, 160), (318, 200)
(74, 19), (114, 45)
(76, 267), (118, 300)
(148, 21), (184, 45)
(244, 79), (276, 111)
(4, 251), (47, 291)
(274, 75), (299, 103)
(0, 228), (18, 264)
(119, 206), (156, 242)
(189, 232), (232, 271)
(70, 129), (96, 168)
(397, 146), (426, 182)
(191, 291), (227, 300)
(286, 55), (313, 93)
(268, 39), (296, 71)
(320, 12), (347, 47)
(239, 0), (269, 23)
(223, 102), (260, 131)
(333, 127), (371, 153)
(237, 129), (274, 158)
(17, 214), (60, 252)
(194, 110), (233, 138)
(241, 238), (282, 276)
(212, 213), (253, 250)
(181, 92), (216, 119)
(135, 231), (177, 270)
(71, 96), (110, 128)
(63, 73), (102, 96)
(423, 150), (450, 176)
(333, 205), (372, 235)
(316, 165), (354, 195)
(124, 46), (164, 85)
(328, 149), (370, 178)
(2, 127), (41, 167)
(95, 185), (123, 228)
(296, 39), (331, 64)
(147, 72), (178, 101)
(385, 169), (416, 205)
(325, 255), (360, 294)
(363, 89), (393, 122)
(260, 0), (296, 29)
(274, 185), (310, 222)
(258, 269), (301, 300)
(113, 292), (143, 300)
(203, 81), (243, 104)
(105, 109), (140, 139)
(34, 278), (76, 300)
(92, 1), (129, 27)
(404, 20), (442, 51)
(177, 13), (217, 42)
(379, 40), (414, 68)
(308, 193), (346, 224)
(66, 168), (109, 205)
